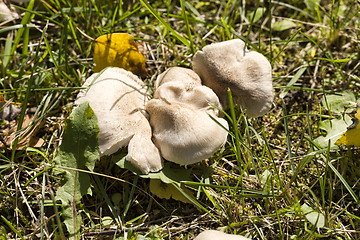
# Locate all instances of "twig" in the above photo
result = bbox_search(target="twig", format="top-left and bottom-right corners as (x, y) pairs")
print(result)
(83, 227), (150, 237)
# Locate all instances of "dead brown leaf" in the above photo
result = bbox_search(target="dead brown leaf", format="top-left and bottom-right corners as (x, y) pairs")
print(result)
(0, 114), (44, 150)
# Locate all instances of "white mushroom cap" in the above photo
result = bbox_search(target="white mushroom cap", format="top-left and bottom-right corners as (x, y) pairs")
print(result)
(193, 39), (274, 117)
(146, 81), (228, 165)
(0, 1), (19, 22)
(155, 66), (202, 91)
(194, 230), (250, 240)
(75, 67), (163, 174)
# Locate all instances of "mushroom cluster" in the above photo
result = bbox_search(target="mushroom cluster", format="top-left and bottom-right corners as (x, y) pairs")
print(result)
(76, 39), (273, 174)
(146, 67), (228, 165)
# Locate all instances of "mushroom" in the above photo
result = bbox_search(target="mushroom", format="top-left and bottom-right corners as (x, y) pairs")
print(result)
(75, 67), (163, 174)
(155, 66), (202, 91)
(193, 39), (274, 117)
(146, 67), (228, 165)
(0, 0), (19, 22)
(194, 230), (250, 240)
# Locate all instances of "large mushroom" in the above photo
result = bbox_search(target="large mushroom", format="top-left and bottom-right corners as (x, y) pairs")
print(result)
(194, 230), (250, 240)
(193, 39), (274, 117)
(76, 67), (163, 174)
(146, 67), (228, 165)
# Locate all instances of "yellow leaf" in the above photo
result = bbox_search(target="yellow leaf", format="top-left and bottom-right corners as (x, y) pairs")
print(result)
(335, 109), (360, 146)
(149, 179), (194, 203)
(93, 33), (147, 77)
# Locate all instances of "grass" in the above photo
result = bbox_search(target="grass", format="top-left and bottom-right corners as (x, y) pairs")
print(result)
(0, 0), (360, 239)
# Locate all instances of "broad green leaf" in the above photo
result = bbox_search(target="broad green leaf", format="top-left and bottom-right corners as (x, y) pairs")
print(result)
(55, 102), (99, 239)
(314, 115), (352, 148)
(301, 203), (325, 228)
(247, 7), (266, 23)
(322, 90), (357, 114)
(272, 20), (297, 31)
(114, 156), (191, 185)
(114, 156), (194, 203)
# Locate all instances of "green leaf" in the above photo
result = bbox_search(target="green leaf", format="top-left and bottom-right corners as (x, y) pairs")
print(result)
(55, 102), (99, 239)
(2, 33), (13, 73)
(114, 156), (191, 185)
(314, 115), (352, 148)
(149, 179), (194, 203)
(304, 0), (317, 12)
(279, 66), (307, 99)
(272, 20), (297, 31)
(260, 169), (272, 192)
(247, 7), (266, 23)
(322, 90), (357, 114)
(114, 156), (194, 203)
(11, 0), (34, 56)
(301, 203), (325, 228)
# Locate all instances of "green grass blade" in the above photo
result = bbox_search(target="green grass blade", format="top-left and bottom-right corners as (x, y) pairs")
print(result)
(171, 182), (223, 224)
(1, 33), (13, 77)
(180, 0), (194, 54)
(10, 0), (34, 56)
(279, 66), (307, 99)
(327, 162), (360, 206)
(1, 216), (25, 240)
(139, 0), (190, 48)
(93, 175), (123, 227)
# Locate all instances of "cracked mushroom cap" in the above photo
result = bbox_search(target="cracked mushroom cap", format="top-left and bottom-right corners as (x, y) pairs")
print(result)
(193, 39), (274, 117)
(146, 81), (228, 165)
(75, 67), (163, 174)
(194, 230), (250, 240)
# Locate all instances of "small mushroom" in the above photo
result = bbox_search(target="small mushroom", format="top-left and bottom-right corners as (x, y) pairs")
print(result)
(76, 67), (163, 174)
(146, 69), (228, 165)
(155, 66), (202, 91)
(193, 39), (274, 117)
(194, 230), (250, 240)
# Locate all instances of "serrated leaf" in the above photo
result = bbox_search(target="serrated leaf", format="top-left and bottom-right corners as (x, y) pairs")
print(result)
(247, 7), (266, 23)
(301, 203), (325, 228)
(93, 33), (147, 77)
(314, 115), (352, 148)
(55, 102), (99, 239)
(322, 90), (357, 114)
(149, 179), (194, 203)
(114, 156), (195, 203)
(272, 20), (297, 31)
(336, 109), (360, 146)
